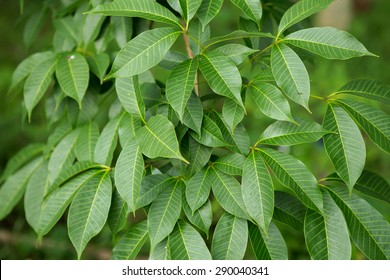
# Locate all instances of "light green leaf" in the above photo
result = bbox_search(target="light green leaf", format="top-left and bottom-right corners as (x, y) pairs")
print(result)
(231, 0), (262, 29)
(87, 0), (181, 28)
(273, 191), (306, 231)
(148, 180), (182, 247)
(111, 17), (133, 48)
(222, 98), (245, 133)
(111, 220), (148, 260)
(323, 104), (366, 190)
(198, 0), (224, 30)
(108, 190), (128, 240)
(179, 0), (202, 25)
(116, 75), (145, 120)
(183, 199), (212, 237)
(242, 150), (274, 233)
(214, 153), (245, 176)
(75, 122), (99, 162)
(108, 27), (181, 78)
(277, 0), (333, 36)
(248, 81), (294, 122)
(185, 137), (212, 177)
(199, 52), (244, 108)
(68, 171), (112, 259)
(259, 148), (323, 212)
(305, 191), (351, 260)
(271, 44), (310, 111)
(213, 44), (256, 65)
(150, 238), (171, 260)
(136, 115), (188, 163)
(138, 175), (173, 209)
(82, 13), (105, 46)
(185, 168), (212, 213)
(159, 50), (188, 70)
(336, 99), (390, 153)
(327, 186), (390, 260)
(118, 113), (142, 148)
(166, 58), (198, 120)
(87, 53), (110, 83)
(191, 115), (226, 147)
(183, 93), (203, 135)
(167, 0), (182, 13)
(285, 27), (375, 59)
(249, 221), (288, 260)
(258, 118), (329, 146)
(169, 220), (212, 260)
(211, 213), (248, 260)
(335, 80), (390, 103)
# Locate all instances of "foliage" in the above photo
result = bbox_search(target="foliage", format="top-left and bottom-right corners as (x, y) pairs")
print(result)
(1, 0), (389, 260)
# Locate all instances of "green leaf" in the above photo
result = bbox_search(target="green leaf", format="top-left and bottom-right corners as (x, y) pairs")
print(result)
(150, 238), (170, 260)
(24, 56), (57, 119)
(111, 17), (133, 48)
(248, 81), (294, 122)
(68, 171), (112, 259)
(271, 44), (310, 111)
(183, 199), (212, 237)
(179, 0), (202, 25)
(198, 0), (224, 30)
(56, 53), (89, 107)
(136, 115), (188, 163)
(277, 0), (333, 36)
(148, 180), (182, 247)
(183, 93), (203, 135)
(87, 53), (110, 83)
(111, 220), (148, 260)
(214, 153), (245, 176)
(336, 99), (390, 153)
(210, 168), (248, 219)
(204, 30), (274, 48)
(355, 171), (390, 204)
(190, 115), (226, 147)
(88, 0), (181, 28)
(167, 0), (182, 14)
(75, 122), (99, 162)
(159, 50), (188, 70)
(242, 150), (274, 233)
(258, 118), (329, 146)
(304, 191), (351, 260)
(323, 104), (366, 190)
(54, 17), (79, 45)
(185, 168), (212, 213)
(199, 52), (244, 108)
(108, 189), (128, 240)
(259, 148), (323, 212)
(83, 13), (105, 47)
(118, 113), (142, 148)
(335, 80), (390, 103)
(211, 213), (248, 260)
(108, 27), (181, 78)
(222, 98), (245, 133)
(166, 58), (198, 120)
(185, 137), (212, 177)
(231, 0), (262, 29)
(168, 220), (212, 260)
(249, 221), (288, 260)
(116, 75), (145, 120)
(273, 191), (306, 231)
(188, 18), (210, 56)
(23, 8), (47, 47)
(138, 175), (173, 209)
(327, 186), (390, 260)
(213, 44), (257, 65)
(285, 27), (375, 59)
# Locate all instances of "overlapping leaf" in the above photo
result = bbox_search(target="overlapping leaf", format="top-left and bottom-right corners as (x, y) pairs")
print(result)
(150, 238), (170, 260)
(273, 191), (306, 231)
(214, 153), (245, 176)
(198, 0), (224, 30)
(185, 137), (212, 177)
(75, 122), (99, 162)
(213, 44), (256, 65)
(185, 168), (212, 213)
(335, 79), (390, 103)
(231, 0), (262, 29)
(182, 199), (212, 237)
(138, 174), (173, 209)
(183, 93), (203, 135)
(190, 115), (226, 147)
(222, 98), (245, 133)
(108, 190), (128, 240)
(179, 0), (202, 25)
(116, 75), (145, 120)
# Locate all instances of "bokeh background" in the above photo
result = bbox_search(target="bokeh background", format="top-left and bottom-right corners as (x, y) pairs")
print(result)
(0, 0), (389, 259)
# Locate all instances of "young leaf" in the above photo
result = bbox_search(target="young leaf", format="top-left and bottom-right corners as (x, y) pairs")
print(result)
(68, 171), (112, 259)
(183, 93), (203, 135)
(108, 189), (128, 240)
(179, 0), (202, 25)
(304, 191), (351, 260)
(191, 115), (226, 147)
(136, 115), (188, 163)
(259, 148), (323, 213)
(242, 150), (274, 234)
(198, 0), (224, 30)
(116, 75), (145, 120)
(273, 191), (306, 231)
(285, 27), (375, 60)
(334, 80), (390, 103)
(213, 44), (257, 65)
(111, 220), (148, 260)
(323, 104), (366, 190)
(108, 27), (181, 78)
(138, 175), (173, 209)
(183, 199), (212, 237)
(185, 137), (212, 177)
(271, 44), (310, 111)
(214, 153), (245, 176)
(168, 220), (212, 260)
(87, 53), (110, 83)
(211, 213), (248, 260)
(115, 140), (144, 213)
(185, 168), (212, 213)
(222, 98), (245, 133)
(231, 0), (262, 29)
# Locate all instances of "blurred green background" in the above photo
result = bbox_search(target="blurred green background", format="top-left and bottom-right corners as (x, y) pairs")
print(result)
(0, 0), (389, 259)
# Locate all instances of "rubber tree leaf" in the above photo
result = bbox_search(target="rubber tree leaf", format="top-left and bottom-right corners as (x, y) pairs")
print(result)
(150, 238), (171, 260)
(259, 148), (323, 213)
(222, 98), (245, 133)
(148, 180), (182, 247)
(188, 18), (210, 56)
(183, 93), (203, 135)
(277, 0), (333, 36)
(108, 189), (128, 240)
(355, 171), (390, 204)
(190, 115), (226, 147)
(75, 122), (99, 162)
(179, 0), (202, 25)
(168, 220), (212, 260)
(82, 13), (105, 47)
(211, 213), (248, 260)
(115, 139), (144, 213)
(231, 0), (262, 29)
(210, 168), (248, 219)
(334, 79), (390, 103)
(87, 53), (110, 83)
(167, 0), (182, 13)
(258, 118), (329, 146)
(327, 186), (390, 260)
(118, 113), (142, 148)
(273, 191), (306, 231)
(199, 52), (244, 108)
(214, 153), (245, 176)
(183, 199), (212, 237)
(204, 30), (274, 48)
(166, 58), (198, 120)
(159, 50), (188, 70)
(285, 27), (375, 59)
(198, 0), (224, 30)
(185, 168), (212, 213)
(54, 16), (80, 45)
(111, 220), (148, 260)
(242, 150), (274, 234)
(138, 175), (173, 209)
(249, 222), (288, 260)
(116, 75), (145, 120)
(304, 191), (351, 260)
(213, 44), (257, 65)
(136, 115), (188, 163)
(271, 44), (310, 111)
(107, 27), (181, 78)
(336, 99), (390, 153)
(185, 137), (212, 177)
(323, 104), (366, 190)
(247, 81), (294, 122)
(111, 17), (133, 48)
(68, 171), (112, 259)
(23, 7), (47, 47)
(87, 0), (182, 28)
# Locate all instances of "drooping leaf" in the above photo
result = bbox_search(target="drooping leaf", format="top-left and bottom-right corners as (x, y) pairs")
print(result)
(211, 213), (248, 260)
(183, 93), (203, 135)
(231, 0), (262, 29)
(185, 168), (212, 213)
(198, 0), (224, 30)
(323, 104), (366, 190)
(334, 80), (390, 103)
(111, 220), (148, 260)
(271, 44), (310, 111)
(185, 137), (212, 177)
(108, 189), (128, 240)
(222, 98), (245, 133)
(191, 115), (226, 147)
(179, 0), (202, 25)
(169, 220), (212, 260)
(111, 17), (133, 48)
(68, 171), (112, 259)
(116, 75), (145, 120)
(273, 191), (306, 231)
(213, 44), (256, 65)
(183, 199), (212, 237)
(87, 53), (110, 83)
(259, 148), (323, 212)
(214, 153), (245, 176)
(138, 174), (173, 209)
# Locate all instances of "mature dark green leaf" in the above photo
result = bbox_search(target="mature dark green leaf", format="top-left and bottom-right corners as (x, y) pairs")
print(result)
(138, 174), (172, 209)
(87, 53), (110, 83)
(185, 168), (212, 213)
(231, 0), (262, 29)
(116, 75), (145, 120)
(185, 137), (212, 177)
(222, 98), (245, 133)
(213, 44), (256, 65)
(183, 199), (212, 236)
(355, 171), (390, 204)
(335, 80), (390, 103)
(183, 93), (203, 135)
(273, 191), (306, 231)
(214, 153), (245, 176)
(198, 0), (224, 30)
(108, 190), (128, 240)
(179, 0), (202, 25)
(191, 115), (226, 147)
